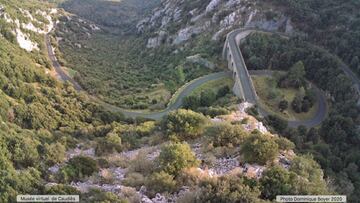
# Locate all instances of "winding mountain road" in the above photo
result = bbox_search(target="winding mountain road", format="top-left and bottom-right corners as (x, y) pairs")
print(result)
(94, 71), (232, 120)
(45, 34), (231, 119)
(47, 27), (359, 127)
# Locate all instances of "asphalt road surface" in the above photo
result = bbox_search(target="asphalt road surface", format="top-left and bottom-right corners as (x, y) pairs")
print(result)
(45, 35), (83, 91)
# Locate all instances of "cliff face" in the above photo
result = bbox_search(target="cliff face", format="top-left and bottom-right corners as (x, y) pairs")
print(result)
(137, 0), (295, 48)
(0, 1), (57, 52)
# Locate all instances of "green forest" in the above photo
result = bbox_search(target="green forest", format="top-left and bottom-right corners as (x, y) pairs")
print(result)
(270, 0), (360, 76)
(241, 32), (360, 201)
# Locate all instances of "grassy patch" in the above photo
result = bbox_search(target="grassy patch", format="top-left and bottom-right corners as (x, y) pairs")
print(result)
(252, 75), (318, 121)
(190, 77), (234, 97)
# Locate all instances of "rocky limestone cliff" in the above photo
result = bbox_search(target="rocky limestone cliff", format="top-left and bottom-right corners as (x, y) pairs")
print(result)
(137, 0), (295, 48)
(0, 4), (57, 52)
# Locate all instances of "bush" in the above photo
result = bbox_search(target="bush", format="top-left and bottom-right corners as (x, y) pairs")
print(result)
(95, 132), (122, 155)
(122, 172), (145, 189)
(200, 91), (216, 107)
(81, 189), (127, 203)
(44, 142), (66, 166)
(45, 184), (80, 195)
(197, 106), (230, 117)
(145, 171), (177, 197)
(157, 142), (199, 176)
(275, 137), (295, 151)
(241, 132), (279, 165)
(265, 115), (288, 133)
(278, 100), (289, 112)
(177, 167), (212, 187)
(183, 95), (200, 110)
(163, 109), (208, 140)
(260, 166), (294, 200)
(196, 175), (262, 203)
(128, 152), (155, 175)
(205, 123), (248, 147)
(216, 86), (230, 98)
(291, 95), (303, 113)
(58, 156), (99, 183)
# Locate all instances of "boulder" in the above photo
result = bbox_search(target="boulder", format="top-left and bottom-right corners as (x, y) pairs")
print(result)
(152, 193), (167, 203)
(206, 0), (223, 13)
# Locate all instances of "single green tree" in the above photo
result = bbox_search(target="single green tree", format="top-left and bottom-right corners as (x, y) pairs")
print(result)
(287, 61), (306, 88)
(278, 100), (289, 112)
(260, 166), (295, 200)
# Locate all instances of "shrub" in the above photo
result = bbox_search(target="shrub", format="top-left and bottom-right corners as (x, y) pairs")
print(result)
(183, 95), (200, 110)
(216, 86), (230, 98)
(200, 91), (216, 107)
(260, 166), (294, 200)
(128, 152), (155, 175)
(82, 189), (127, 203)
(205, 123), (248, 147)
(122, 172), (145, 189)
(44, 142), (66, 166)
(275, 137), (295, 151)
(177, 167), (212, 187)
(196, 175), (262, 203)
(45, 184), (80, 195)
(95, 132), (122, 155)
(241, 132), (279, 165)
(197, 106), (230, 117)
(278, 100), (289, 112)
(145, 171), (177, 197)
(265, 115), (288, 133)
(163, 109), (208, 140)
(58, 156), (99, 183)
(157, 142), (199, 176)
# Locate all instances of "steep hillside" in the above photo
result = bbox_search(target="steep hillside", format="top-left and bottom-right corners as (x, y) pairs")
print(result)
(0, 1), (126, 201)
(137, 0), (294, 48)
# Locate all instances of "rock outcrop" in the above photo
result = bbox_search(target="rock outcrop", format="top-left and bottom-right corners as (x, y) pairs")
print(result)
(186, 54), (215, 69)
(137, 0), (294, 48)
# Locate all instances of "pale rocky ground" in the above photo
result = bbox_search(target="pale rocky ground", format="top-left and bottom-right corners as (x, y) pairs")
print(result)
(46, 103), (295, 203)
(0, 6), (56, 51)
